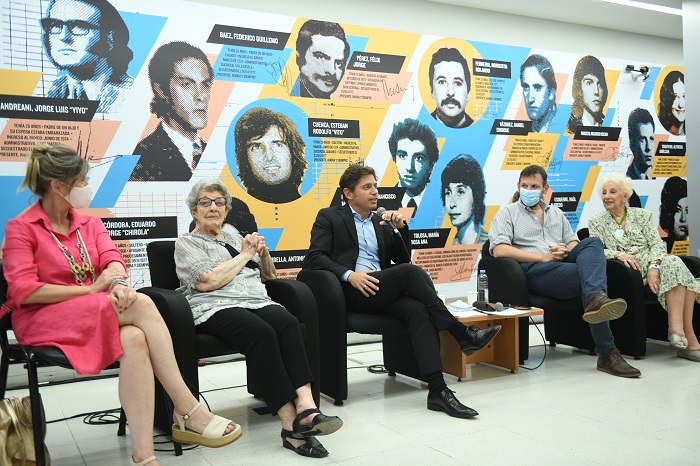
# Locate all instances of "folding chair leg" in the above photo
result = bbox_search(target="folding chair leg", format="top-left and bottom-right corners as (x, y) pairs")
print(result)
(27, 354), (47, 466)
(117, 407), (127, 436)
(0, 349), (10, 398)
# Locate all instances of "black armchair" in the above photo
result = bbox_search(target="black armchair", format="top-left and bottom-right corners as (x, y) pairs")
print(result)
(296, 269), (424, 406)
(140, 241), (321, 447)
(577, 228), (700, 346)
(477, 241), (588, 361)
(479, 236), (656, 360)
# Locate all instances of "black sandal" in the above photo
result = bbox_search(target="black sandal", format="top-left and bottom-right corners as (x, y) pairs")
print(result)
(292, 408), (343, 438)
(281, 429), (328, 458)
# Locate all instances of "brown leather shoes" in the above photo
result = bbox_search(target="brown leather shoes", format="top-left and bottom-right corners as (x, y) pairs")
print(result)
(582, 291), (627, 324)
(597, 348), (641, 377)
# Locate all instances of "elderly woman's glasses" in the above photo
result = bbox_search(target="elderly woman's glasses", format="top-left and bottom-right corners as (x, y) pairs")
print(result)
(40, 18), (100, 36)
(197, 197), (226, 208)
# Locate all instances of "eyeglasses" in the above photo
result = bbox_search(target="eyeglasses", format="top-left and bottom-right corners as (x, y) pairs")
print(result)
(40, 18), (100, 36)
(197, 197), (227, 208)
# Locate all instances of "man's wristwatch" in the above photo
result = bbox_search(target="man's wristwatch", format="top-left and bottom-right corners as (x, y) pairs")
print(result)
(648, 263), (661, 270)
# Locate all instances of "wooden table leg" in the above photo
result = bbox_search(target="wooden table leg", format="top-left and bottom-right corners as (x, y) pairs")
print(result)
(489, 317), (519, 373)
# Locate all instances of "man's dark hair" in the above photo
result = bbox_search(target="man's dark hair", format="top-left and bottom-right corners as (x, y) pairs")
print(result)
(43, 0), (133, 77)
(519, 165), (548, 185)
(295, 20), (350, 68)
(659, 176), (687, 233)
(627, 107), (655, 155)
(428, 47), (471, 93)
(148, 41), (213, 119)
(570, 55), (608, 122)
(520, 54), (557, 92)
(234, 107), (307, 190)
(658, 70), (684, 131)
(440, 154), (485, 228)
(339, 164), (376, 201)
(388, 118), (439, 165)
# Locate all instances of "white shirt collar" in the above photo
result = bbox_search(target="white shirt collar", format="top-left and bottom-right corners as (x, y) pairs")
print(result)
(161, 122), (202, 169)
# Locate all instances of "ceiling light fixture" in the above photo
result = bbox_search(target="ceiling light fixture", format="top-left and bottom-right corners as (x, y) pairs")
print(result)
(599, 0), (682, 16)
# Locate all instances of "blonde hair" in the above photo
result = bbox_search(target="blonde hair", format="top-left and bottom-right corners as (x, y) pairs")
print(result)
(19, 144), (89, 197)
(599, 172), (633, 199)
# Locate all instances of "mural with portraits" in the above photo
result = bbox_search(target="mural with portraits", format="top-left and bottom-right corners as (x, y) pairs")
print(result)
(0, 0), (686, 296)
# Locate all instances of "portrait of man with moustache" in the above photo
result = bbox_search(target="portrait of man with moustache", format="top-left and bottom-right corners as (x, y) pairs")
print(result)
(293, 20), (350, 99)
(428, 47), (473, 129)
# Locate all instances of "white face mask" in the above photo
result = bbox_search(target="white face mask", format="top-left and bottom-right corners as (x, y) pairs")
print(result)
(64, 183), (94, 209)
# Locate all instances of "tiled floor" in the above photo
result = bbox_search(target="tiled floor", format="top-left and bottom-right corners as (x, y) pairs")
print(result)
(4, 328), (700, 465)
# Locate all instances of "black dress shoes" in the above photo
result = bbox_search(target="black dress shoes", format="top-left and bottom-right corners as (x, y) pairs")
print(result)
(458, 325), (502, 356)
(427, 388), (478, 418)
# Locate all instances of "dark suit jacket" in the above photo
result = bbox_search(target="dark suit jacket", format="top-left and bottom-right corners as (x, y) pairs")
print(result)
(129, 122), (204, 182)
(302, 204), (411, 279)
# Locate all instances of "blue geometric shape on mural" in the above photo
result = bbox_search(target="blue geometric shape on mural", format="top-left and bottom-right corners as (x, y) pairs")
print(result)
(0, 177), (32, 244)
(91, 155), (140, 208)
(258, 228), (283, 250)
(120, 12), (168, 79)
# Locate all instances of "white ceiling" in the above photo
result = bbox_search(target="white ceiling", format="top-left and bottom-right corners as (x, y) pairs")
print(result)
(428, 0), (683, 40)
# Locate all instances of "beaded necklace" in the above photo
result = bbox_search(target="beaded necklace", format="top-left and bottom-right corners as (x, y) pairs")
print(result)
(49, 229), (96, 285)
(611, 207), (627, 239)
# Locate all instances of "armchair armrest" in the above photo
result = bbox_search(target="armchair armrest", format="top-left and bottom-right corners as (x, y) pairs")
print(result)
(265, 279), (318, 333)
(477, 255), (531, 307)
(296, 269), (348, 403)
(265, 279), (321, 406)
(137, 287), (199, 391)
(680, 256), (700, 277)
(605, 259), (645, 297)
(296, 270), (347, 341)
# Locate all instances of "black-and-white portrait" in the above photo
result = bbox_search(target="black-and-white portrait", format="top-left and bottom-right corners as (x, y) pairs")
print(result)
(388, 118), (439, 215)
(130, 42), (213, 182)
(567, 55), (608, 132)
(626, 107), (655, 180)
(658, 70), (685, 136)
(428, 47), (473, 128)
(520, 54), (557, 133)
(234, 107), (308, 204)
(294, 20), (350, 99)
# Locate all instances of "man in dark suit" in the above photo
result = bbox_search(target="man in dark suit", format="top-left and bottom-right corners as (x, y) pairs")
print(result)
(302, 164), (500, 418)
(129, 41), (213, 182)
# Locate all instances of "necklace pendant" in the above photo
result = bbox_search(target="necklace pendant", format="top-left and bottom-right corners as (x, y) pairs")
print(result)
(615, 228), (625, 238)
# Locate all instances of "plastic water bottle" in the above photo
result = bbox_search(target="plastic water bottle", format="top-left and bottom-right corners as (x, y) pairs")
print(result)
(477, 270), (489, 302)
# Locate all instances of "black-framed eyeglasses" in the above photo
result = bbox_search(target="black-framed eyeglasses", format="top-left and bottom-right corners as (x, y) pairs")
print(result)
(40, 18), (100, 36)
(197, 197), (227, 208)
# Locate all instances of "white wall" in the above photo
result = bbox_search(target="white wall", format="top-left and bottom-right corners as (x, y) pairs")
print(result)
(683, 0), (698, 256)
(189, 0), (683, 65)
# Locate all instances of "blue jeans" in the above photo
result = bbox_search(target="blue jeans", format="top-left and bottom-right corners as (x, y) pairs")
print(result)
(520, 237), (615, 354)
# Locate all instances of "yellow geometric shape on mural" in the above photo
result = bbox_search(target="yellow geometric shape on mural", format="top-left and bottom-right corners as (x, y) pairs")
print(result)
(0, 70), (43, 95)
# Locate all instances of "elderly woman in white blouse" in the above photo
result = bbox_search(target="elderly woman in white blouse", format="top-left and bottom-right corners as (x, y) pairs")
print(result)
(588, 172), (700, 362)
(175, 179), (342, 457)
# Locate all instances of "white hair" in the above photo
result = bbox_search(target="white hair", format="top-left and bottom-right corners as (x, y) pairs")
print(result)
(599, 172), (633, 199)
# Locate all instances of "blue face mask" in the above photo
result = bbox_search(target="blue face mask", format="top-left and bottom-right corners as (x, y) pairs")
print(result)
(519, 188), (541, 207)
